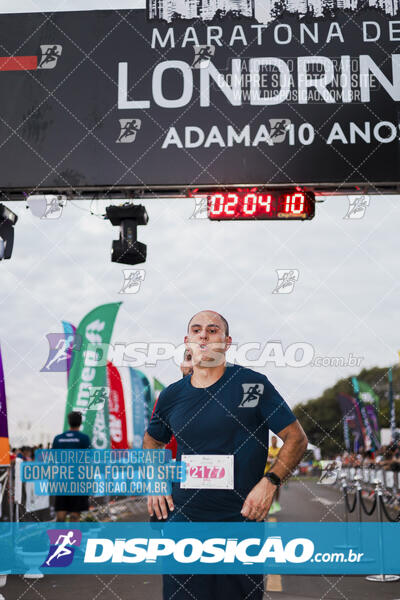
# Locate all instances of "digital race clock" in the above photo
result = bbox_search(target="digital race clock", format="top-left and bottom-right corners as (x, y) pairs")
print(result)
(190, 189), (315, 221)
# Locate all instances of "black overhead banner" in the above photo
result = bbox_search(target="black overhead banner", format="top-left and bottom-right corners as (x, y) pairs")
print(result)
(0, 5), (399, 193)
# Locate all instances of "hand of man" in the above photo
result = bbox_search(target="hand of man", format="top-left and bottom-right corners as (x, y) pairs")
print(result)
(240, 478), (276, 521)
(147, 494), (174, 520)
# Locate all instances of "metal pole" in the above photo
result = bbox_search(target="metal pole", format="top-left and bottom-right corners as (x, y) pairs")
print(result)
(342, 474), (349, 526)
(0, 466), (12, 597)
(366, 480), (400, 582)
(335, 472), (352, 550)
(354, 474), (362, 553)
(355, 475), (362, 523)
(7, 465), (12, 523)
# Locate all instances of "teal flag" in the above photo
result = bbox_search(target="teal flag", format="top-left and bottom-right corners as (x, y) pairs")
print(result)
(352, 377), (379, 451)
(64, 302), (122, 449)
(61, 320), (76, 381)
(129, 369), (154, 448)
(358, 380), (379, 409)
(358, 380), (381, 447)
(153, 377), (165, 402)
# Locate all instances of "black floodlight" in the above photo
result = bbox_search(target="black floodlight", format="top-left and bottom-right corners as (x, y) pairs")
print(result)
(105, 203), (148, 265)
(0, 203), (18, 260)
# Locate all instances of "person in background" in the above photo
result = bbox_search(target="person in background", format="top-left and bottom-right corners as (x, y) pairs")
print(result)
(22, 447), (33, 461)
(362, 450), (374, 467)
(180, 348), (193, 377)
(16, 447), (25, 460)
(390, 444), (400, 471)
(51, 411), (91, 522)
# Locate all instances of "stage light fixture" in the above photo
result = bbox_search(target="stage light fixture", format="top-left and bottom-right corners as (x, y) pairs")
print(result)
(0, 203), (18, 260)
(106, 203), (148, 265)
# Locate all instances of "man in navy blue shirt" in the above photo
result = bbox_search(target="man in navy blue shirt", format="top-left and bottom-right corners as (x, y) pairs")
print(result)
(52, 411), (91, 522)
(144, 310), (308, 599)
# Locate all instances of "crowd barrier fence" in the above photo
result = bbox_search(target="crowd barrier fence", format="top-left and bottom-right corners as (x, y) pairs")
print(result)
(319, 465), (400, 583)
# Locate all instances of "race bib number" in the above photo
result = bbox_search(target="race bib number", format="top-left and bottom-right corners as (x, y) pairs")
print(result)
(180, 454), (234, 490)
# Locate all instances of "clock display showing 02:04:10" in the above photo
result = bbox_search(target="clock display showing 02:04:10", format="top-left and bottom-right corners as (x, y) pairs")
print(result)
(206, 191), (315, 220)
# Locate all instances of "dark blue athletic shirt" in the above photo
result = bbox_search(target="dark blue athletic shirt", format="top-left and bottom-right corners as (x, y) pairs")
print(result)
(147, 363), (296, 521)
(52, 430), (91, 449)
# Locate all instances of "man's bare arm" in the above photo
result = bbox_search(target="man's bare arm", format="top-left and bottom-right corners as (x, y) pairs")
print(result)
(142, 432), (174, 519)
(241, 421), (308, 521)
(268, 421), (308, 481)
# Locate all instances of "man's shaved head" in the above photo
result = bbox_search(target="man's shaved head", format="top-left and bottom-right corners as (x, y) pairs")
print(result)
(187, 310), (229, 336)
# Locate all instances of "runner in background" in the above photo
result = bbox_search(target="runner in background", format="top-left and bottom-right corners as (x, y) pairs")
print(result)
(51, 411), (91, 522)
(180, 348), (193, 377)
(264, 435), (282, 514)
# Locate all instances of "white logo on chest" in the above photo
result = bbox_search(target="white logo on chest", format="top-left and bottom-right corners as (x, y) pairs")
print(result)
(239, 383), (264, 408)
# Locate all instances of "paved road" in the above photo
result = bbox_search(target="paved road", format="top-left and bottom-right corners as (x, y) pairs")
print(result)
(2, 480), (400, 600)
(267, 478), (400, 600)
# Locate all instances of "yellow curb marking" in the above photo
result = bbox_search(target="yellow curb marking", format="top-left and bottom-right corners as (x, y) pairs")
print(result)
(266, 574), (283, 592)
(265, 517), (282, 593)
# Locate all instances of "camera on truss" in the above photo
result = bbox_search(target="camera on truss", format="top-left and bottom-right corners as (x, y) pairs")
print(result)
(0, 203), (18, 261)
(105, 203), (148, 265)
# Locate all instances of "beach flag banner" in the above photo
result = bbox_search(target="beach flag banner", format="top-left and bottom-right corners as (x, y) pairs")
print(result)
(129, 369), (153, 448)
(107, 361), (128, 449)
(64, 303), (121, 448)
(0, 344), (10, 465)
(62, 321), (76, 380)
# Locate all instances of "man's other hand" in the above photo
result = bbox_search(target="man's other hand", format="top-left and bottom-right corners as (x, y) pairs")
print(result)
(240, 478), (276, 521)
(147, 494), (174, 520)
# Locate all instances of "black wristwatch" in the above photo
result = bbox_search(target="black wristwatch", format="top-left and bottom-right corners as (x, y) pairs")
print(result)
(264, 471), (281, 487)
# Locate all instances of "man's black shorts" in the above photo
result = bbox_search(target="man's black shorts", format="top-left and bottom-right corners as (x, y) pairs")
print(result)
(54, 495), (89, 513)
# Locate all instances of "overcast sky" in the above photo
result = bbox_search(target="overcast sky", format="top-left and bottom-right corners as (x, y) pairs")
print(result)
(1, 2), (399, 447)
(2, 192), (400, 446)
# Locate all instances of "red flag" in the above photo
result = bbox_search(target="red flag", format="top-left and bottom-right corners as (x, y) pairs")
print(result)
(107, 362), (128, 449)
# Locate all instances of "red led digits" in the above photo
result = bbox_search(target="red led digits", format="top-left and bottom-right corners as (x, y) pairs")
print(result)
(243, 193), (257, 215)
(258, 195), (272, 214)
(283, 193), (305, 214)
(209, 193), (238, 216)
(204, 190), (314, 220)
(224, 193), (238, 216)
(209, 194), (224, 215)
